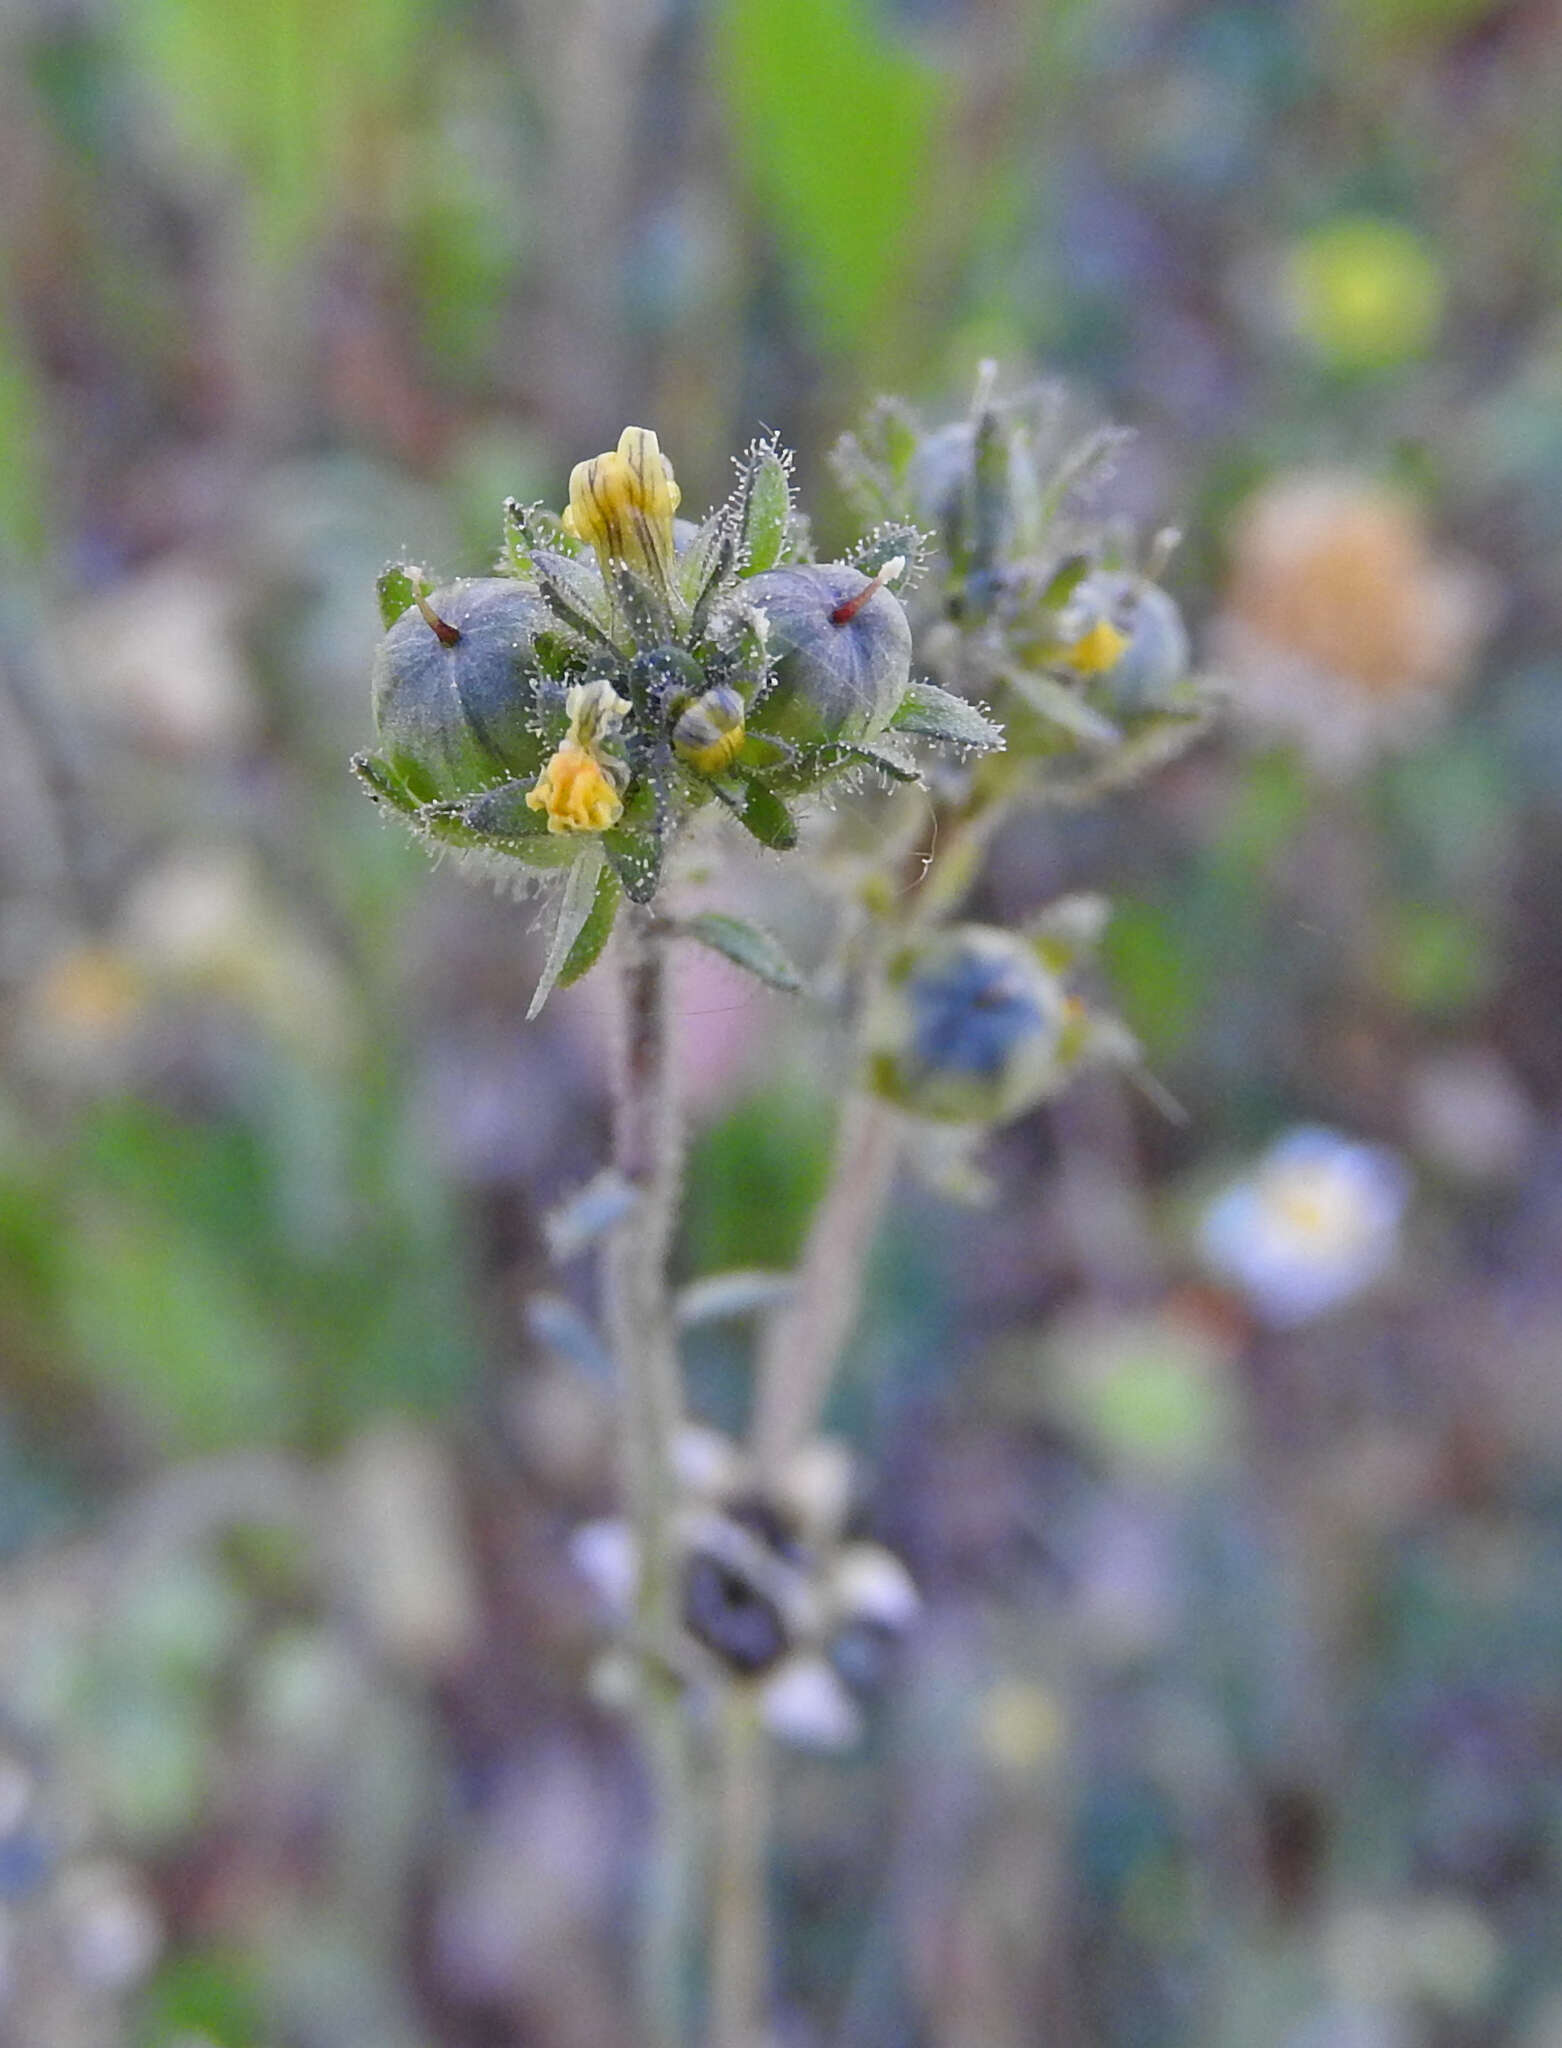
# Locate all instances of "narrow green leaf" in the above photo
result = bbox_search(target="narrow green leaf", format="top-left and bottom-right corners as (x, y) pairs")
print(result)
(558, 856), (621, 988)
(351, 751), (419, 816)
(1005, 667), (1123, 747)
(891, 680), (1004, 751)
(739, 440), (793, 575)
(528, 846), (607, 1020)
(678, 912), (804, 992)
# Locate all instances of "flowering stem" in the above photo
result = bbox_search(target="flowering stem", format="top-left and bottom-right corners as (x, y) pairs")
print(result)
(711, 1686), (771, 2048)
(751, 1091), (902, 1473)
(604, 905), (694, 2048)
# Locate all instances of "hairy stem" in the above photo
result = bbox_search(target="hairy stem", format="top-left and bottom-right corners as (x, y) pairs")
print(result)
(751, 1090), (902, 1472)
(711, 1688), (771, 2048)
(604, 906), (693, 2048)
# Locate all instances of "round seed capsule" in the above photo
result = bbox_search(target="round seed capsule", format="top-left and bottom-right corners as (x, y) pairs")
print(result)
(371, 577), (554, 803)
(748, 563), (913, 744)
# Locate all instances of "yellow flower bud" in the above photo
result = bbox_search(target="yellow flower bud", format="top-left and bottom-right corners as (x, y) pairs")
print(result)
(561, 426), (682, 587)
(672, 685), (746, 775)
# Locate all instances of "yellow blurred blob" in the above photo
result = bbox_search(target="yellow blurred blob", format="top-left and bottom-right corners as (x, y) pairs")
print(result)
(562, 425), (681, 585)
(975, 1680), (1067, 1777)
(34, 944), (143, 1042)
(1055, 616), (1130, 676)
(1286, 216), (1444, 370)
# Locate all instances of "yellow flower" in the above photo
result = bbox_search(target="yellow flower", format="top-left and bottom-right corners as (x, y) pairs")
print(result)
(562, 426), (682, 587)
(1054, 616), (1130, 676)
(526, 743), (623, 833)
(526, 680), (629, 835)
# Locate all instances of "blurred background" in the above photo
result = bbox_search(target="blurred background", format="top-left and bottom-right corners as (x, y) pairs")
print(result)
(2, 0), (1562, 2042)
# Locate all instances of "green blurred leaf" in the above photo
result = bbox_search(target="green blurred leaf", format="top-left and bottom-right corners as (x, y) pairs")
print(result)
(1101, 899), (1200, 1058)
(683, 1084), (835, 1276)
(715, 0), (947, 346)
(678, 912), (804, 992)
(61, 1204), (298, 1452)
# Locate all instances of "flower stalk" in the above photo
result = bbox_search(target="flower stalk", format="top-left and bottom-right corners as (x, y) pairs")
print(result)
(603, 904), (695, 2048)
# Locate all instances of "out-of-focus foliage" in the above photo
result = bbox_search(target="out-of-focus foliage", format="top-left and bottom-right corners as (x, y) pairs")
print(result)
(3, 0), (1562, 2042)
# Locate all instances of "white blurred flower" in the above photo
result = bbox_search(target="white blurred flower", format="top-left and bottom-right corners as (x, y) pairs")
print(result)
(758, 1655), (862, 1751)
(1199, 1126), (1411, 1327)
(567, 1426), (917, 1749)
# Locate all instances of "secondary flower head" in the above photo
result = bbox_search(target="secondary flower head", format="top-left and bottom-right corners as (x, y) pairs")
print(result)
(525, 679), (630, 835)
(1198, 1125), (1411, 1327)
(562, 425), (682, 587)
(570, 1426), (919, 1751)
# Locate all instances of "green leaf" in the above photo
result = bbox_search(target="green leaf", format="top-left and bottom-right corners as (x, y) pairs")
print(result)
(1004, 667), (1122, 747)
(734, 733), (794, 772)
(375, 563), (424, 630)
(351, 751), (419, 816)
(603, 823), (663, 903)
(715, 0), (947, 348)
(1040, 551), (1092, 610)
(737, 780), (798, 850)
(739, 440), (793, 575)
(891, 680), (1004, 751)
(679, 912), (804, 992)
(558, 856), (621, 988)
(61, 1206), (297, 1452)
(502, 499), (579, 576)
(527, 846), (607, 1020)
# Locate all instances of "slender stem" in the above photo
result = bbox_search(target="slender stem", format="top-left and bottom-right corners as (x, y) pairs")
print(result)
(751, 1090), (902, 1473)
(603, 905), (694, 2048)
(711, 1688), (771, 2048)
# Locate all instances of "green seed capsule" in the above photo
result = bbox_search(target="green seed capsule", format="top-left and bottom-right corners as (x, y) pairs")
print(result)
(371, 577), (554, 803)
(748, 564), (913, 745)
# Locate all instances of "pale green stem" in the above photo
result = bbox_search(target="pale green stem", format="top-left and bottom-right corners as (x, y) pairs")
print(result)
(750, 1090), (902, 1474)
(711, 1687), (771, 2048)
(604, 905), (694, 2048)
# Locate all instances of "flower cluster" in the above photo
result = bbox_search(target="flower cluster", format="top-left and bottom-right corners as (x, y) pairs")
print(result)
(864, 898), (1128, 1126)
(353, 427), (1000, 996)
(571, 1427), (918, 1751)
(831, 374), (1210, 794)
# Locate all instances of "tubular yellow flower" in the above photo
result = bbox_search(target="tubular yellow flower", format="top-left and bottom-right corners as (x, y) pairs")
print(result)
(525, 680), (630, 835)
(562, 426), (682, 586)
